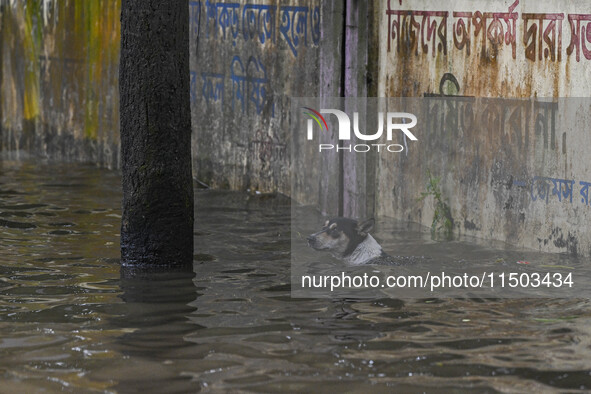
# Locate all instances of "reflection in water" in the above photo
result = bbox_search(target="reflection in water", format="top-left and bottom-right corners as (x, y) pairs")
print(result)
(111, 268), (199, 392)
(0, 160), (590, 392)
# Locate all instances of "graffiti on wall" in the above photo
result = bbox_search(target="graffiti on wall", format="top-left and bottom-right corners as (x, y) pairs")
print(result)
(422, 94), (562, 153)
(386, 0), (591, 62)
(189, 0), (320, 189)
(190, 0), (320, 57)
(249, 129), (287, 166)
(188, 1), (320, 116)
(190, 55), (274, 117)
(515, 176), (591, 206)
(230, 55), (273, 116)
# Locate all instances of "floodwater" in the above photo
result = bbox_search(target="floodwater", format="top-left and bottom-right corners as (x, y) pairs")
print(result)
(0, 160), (590, 393)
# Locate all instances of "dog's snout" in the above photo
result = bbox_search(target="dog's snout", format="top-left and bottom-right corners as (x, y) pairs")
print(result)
(307, 235), (320, 248)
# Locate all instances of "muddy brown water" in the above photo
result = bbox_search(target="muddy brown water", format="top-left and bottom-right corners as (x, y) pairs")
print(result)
(0, 160), (590, 392)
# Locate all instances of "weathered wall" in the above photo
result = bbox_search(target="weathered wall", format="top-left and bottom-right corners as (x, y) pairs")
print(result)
(3, 0), (591, 255)
(0, 0), (336, 187)
(380, 0), (591, 98)
(0, 0), (120, 167)
(189, 0), (327, 194)
(377, 0), (591, 255)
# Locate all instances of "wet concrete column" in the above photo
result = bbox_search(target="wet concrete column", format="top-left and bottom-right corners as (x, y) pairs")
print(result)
(343, 0), (370, 219)
(318, 1), (345, 217)
(119, 0), (194, 267)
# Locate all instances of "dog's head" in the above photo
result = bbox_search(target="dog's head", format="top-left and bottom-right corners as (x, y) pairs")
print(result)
(306, 217), (375, 257)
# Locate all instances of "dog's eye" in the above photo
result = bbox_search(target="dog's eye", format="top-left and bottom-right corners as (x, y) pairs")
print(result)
(328, 229), (340, 238)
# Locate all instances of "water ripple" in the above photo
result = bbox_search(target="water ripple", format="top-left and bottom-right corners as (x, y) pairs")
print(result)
(0, 161), (589, 392)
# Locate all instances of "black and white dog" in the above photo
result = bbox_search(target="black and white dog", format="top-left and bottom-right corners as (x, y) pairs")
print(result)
(307, 217), (396, 265)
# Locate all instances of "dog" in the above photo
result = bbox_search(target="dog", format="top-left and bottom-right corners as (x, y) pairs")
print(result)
(307, 217), (396, 265)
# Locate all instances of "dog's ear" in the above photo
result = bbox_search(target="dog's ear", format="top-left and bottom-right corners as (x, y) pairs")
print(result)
(356, 218), (375, 236)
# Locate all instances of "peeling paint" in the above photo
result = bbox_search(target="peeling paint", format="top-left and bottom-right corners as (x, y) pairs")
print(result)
(2, 0), (591, 256)
(377, 0), (591, 255)
(1, 0), (120, 166)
